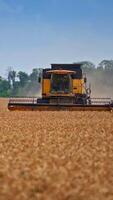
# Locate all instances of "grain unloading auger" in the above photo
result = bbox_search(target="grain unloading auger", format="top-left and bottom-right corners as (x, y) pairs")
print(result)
(8, 63), (113, 111)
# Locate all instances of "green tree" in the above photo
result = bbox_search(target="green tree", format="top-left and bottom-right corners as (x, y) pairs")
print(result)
(98, 60), (113, 71)
(8, 70), (16, 88)
(0, 78), (10, 97)
(81, 61), (95, 72)
(17, 71), (29, 87)
(30, 68), (42, 83)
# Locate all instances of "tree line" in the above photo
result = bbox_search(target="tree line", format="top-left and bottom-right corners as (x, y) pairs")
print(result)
(0, 60), (113, 97)
(0, 68), (42, 97)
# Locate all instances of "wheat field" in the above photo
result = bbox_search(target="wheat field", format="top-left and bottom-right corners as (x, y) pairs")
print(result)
(0, 98), (113, 200)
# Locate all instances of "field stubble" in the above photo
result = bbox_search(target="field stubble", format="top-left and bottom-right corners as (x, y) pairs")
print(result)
(0, 98), (113, 200)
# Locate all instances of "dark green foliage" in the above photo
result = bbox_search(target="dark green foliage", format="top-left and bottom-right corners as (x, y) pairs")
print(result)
(17, 71), (29, 87)
(29, 68), (42, 83)
(0, 79), (11, 97)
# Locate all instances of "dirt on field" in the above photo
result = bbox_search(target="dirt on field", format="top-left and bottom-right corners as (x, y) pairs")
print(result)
(0, 98), (113, 200)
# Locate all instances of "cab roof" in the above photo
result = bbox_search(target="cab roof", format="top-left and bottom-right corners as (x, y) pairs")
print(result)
(47, 69), (76, 74)
(51, 63), (82, 71)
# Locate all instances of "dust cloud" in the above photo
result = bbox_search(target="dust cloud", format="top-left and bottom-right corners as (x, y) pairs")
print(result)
(17, 82), (41, 97)
(87, 74), (113, 99)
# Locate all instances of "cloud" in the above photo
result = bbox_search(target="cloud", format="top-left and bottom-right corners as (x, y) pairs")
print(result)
(0, 0), (23, 14)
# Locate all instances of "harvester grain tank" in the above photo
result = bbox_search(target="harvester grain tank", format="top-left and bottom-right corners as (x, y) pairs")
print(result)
(8, 63), (113, 111)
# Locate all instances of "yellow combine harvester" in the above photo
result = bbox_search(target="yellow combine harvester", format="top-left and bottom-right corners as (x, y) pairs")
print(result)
(8, 63), (113, 111)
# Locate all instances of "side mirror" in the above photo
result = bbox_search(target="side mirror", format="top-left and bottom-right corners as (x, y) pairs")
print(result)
(38, 77), (41, 83)
(84, 77), (87, 83)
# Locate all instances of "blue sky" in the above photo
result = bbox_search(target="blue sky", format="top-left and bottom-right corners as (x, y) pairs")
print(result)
(0, 0), (113, 76)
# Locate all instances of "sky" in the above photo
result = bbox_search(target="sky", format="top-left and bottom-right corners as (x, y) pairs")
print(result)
(0, 0), (113, 77)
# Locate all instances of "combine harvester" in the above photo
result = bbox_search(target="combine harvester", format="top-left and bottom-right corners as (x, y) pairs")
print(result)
(8, 63), (113, 111)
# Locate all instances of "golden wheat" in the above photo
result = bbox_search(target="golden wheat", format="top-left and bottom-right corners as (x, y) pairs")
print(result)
(0, 98), (113, 200)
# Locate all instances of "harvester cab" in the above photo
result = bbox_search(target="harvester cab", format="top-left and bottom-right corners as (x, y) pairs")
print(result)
(41, 64), (90, 105)
(8, 63), (113, 111)
(48, 70), (74, 94)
